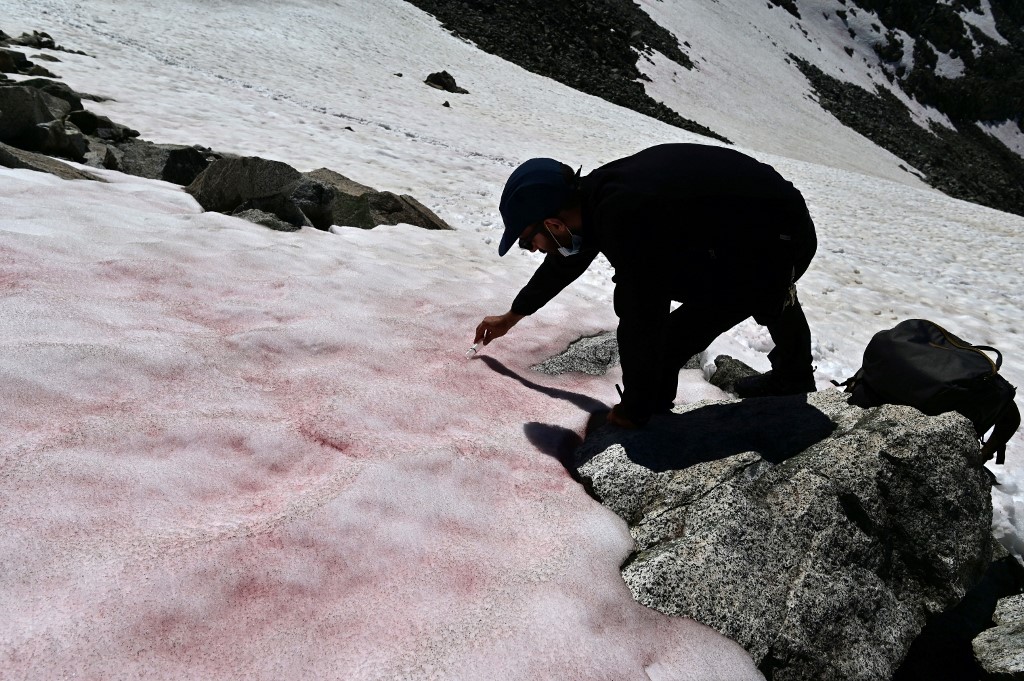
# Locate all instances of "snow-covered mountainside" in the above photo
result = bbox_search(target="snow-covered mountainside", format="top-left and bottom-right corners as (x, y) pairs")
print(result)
(408, 0), (1024, 216)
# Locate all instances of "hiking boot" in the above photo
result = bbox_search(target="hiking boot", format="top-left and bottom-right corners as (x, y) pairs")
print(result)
(734, 370), (816, 398)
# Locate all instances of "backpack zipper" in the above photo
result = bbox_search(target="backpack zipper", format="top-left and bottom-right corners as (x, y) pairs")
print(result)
(929, 323), (999, 375)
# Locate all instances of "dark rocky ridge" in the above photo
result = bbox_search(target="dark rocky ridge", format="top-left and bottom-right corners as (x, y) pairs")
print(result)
(405, 0), (1023, 216)
(821, 0), (1024, 218)
(794, 56), (1024, 218)
(401, 0), (730, 144)
(852, 0), (1023, 128)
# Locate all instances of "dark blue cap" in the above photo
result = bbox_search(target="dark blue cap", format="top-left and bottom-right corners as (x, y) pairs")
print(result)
(498, 158), (574, 256)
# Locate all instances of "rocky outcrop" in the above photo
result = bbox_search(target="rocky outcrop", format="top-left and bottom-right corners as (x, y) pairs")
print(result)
(186, 158), (452, 231)
(116, 139), (219, 186)
(0, 141), (103, 181)
(575, 388), (995, 680)
(186, 156), (306, 221)
(0, 76), (448, 230)
(531, 331), (619, 376)
(0, 85), (87, 160)
(0, 48), (31, 74)
(1, 29), (89, 56)
(14, 77), (84, 110)
(1, 28), (449, 232)
(974, 593), (1024, 679)
(304, 167), (451, 231)
(0, 85), (70, 136)
(0, 77), (132, 168)
(231, 208), (300, 232)
(0, 45), (58, 78)
(530, 331), (714, 377)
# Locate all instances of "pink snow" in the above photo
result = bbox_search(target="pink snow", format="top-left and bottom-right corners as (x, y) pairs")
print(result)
(0, 168), (761, 679)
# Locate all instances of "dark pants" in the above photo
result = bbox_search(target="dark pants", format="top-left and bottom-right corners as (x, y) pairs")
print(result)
(651, 290), (814, 410)
(653, 201), (817, 410)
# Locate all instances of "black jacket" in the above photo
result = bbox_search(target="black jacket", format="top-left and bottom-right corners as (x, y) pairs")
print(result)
(510, 144), (814, 419)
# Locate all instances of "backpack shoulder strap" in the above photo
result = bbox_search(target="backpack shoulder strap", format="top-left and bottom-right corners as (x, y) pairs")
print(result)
(831, 368), (864, 391)
(982, 401), (1021, 465)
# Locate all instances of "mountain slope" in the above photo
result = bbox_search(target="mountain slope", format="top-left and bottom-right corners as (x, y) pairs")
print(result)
(403, 0), (1024, 216)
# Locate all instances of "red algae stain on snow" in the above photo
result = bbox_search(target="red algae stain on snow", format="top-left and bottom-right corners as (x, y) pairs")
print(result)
(0, 181), (763, 679)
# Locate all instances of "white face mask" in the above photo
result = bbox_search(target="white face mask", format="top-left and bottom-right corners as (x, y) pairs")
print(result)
(545, 223), (583, 257)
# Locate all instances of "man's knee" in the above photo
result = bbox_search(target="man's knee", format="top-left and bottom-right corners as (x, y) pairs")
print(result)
(752, 284), (801, 327)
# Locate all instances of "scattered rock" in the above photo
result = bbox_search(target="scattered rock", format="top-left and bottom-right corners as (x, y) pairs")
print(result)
(304, 167), (452, 231)
(0, 140), (104, 181)
(442, 100), (450, 108)
(532, 331), (619, 376)
(25, 64), (58, 78)
(0, 85), (71, 146)
(575, 388), (994, 680)
(402, 0), (729, 143)
(424, 70), (469, 94)
(973, 593), (1024, 679)
(232, 208), (301, 232)
(117, 139), (213, 186)
(0, 47), (32, 74)
(186, 156), (303, 214)
(14, 77), (85, 111)
(67, 109), (138, 142)
(794, 56), (1024, 218)
(32, 53), (61, 62)
(707, 354), (760, 393)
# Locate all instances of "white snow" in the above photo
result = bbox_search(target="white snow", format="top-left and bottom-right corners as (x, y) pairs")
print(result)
(935, 50), (967, 78)
(635, 0), (960, 173)
(979, 119), (1024, 157)
(961, 0), (1011, 46)
(1, 0), (1023, 678)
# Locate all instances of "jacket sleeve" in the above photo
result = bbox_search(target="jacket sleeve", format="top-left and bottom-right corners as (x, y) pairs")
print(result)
(510, 249), (598, 316)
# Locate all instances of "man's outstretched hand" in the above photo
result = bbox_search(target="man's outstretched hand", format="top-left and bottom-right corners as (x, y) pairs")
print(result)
(474, 311), (524, 346)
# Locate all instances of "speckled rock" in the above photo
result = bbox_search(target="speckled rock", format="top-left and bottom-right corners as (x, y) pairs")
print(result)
(531, 331), (619, 376)
(708, 354), (760, 393)
(0, 140), (103, 181)
(576, 389), (994, 681)
(231, 208), (301, 232)
(974, 593), (1024, 680)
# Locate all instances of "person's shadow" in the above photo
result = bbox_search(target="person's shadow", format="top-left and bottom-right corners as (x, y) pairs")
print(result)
(573, 395), (837, 472)
(478, 356), (836, 473)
